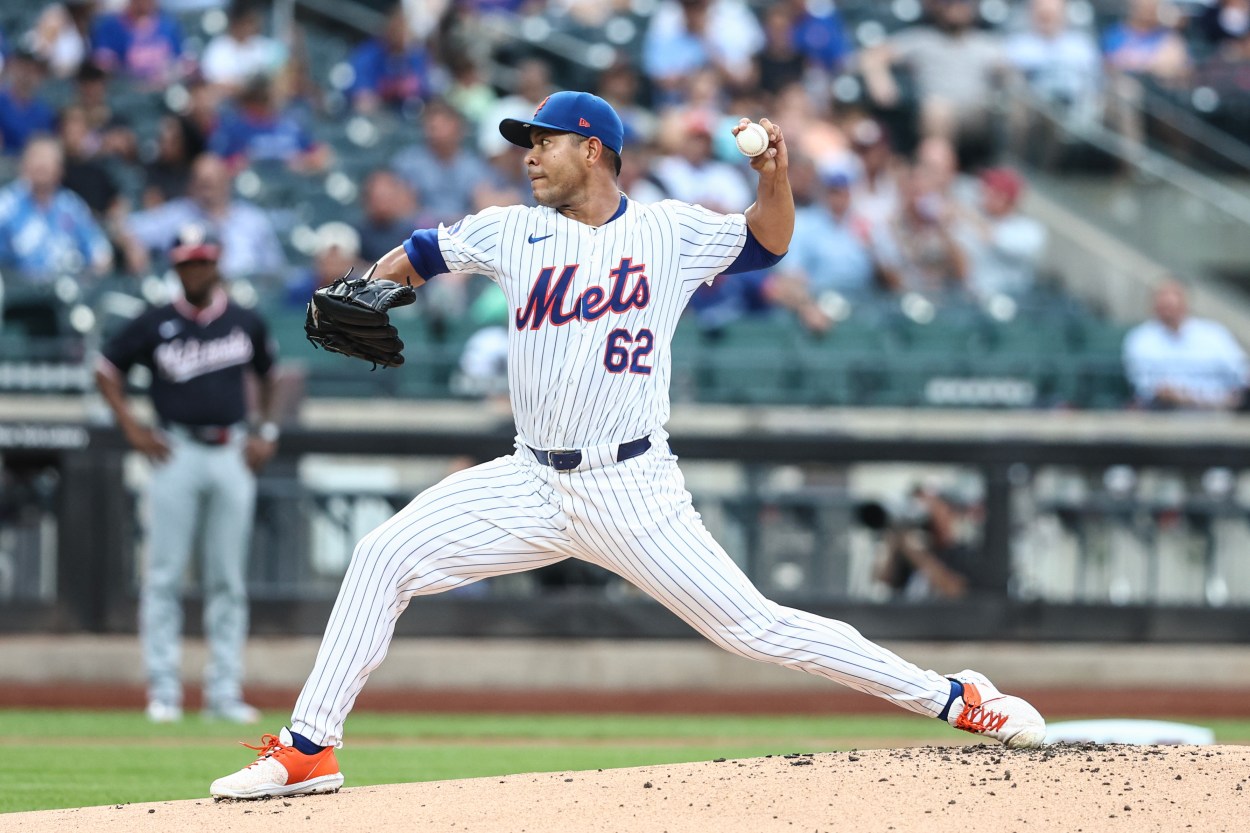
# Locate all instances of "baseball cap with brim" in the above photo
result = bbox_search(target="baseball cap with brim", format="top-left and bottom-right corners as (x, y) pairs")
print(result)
(821, 170), (855, 189)
(499, 91), (625, 155)
(818, 160), (858, 189)
(171, 242), (221, 264)
(170, 224), (222, 265)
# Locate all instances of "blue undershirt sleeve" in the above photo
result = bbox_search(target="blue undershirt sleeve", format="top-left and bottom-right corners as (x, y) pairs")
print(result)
(722, 227), (786, 275)
(402, 227), (449, 280)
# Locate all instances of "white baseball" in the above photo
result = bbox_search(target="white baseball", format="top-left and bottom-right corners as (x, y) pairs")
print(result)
(735, 122), (770, 158)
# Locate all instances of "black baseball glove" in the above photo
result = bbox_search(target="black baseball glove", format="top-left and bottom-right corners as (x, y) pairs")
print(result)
(305, 267), (417, 368)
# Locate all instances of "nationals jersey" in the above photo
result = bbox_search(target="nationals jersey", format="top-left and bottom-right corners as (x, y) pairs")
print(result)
(407, 196), (752, 450)
(98, 287), (276, 426)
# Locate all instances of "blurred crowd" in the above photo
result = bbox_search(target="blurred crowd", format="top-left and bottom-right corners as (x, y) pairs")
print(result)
(0, 0), (1247, 409)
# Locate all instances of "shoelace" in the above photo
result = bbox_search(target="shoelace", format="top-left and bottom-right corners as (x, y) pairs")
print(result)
(954, 701), (1010, 734)
(241, 733), (285, 762)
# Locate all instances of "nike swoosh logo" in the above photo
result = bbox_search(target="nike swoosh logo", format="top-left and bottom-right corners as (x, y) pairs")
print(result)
(527, 233), (553, 244)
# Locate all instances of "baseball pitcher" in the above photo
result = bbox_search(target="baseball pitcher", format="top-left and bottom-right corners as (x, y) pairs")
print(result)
(211, 91), (1045, 800)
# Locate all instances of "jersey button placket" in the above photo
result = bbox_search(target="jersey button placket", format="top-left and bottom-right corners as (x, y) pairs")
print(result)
(555, 227), (601, 430)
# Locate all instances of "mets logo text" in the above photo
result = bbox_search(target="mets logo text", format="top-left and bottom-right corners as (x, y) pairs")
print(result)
(516, 258), (650, 329)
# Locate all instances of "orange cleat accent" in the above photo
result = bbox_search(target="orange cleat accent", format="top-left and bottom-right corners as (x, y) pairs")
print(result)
(952, 682), (1011, 735)
(945, 670), (1047, 749)
(210, 727), (343, 800)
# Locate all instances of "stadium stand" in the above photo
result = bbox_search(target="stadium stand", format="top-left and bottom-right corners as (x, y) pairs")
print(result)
(0, 0), (1247, 413)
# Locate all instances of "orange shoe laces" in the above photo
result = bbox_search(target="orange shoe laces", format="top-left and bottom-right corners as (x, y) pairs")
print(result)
(242, 734), (285, 759)
(954, 699), (1010, 734)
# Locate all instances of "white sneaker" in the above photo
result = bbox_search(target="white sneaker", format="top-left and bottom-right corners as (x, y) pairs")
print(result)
(146, 701), (183, 723)
(945, 669), (1047, 749)
(203, 701), (262, 724)
(210, 727), (344, 800)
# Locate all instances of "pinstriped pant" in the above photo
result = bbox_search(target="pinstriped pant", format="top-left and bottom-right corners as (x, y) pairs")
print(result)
(292, 444), (953, 746)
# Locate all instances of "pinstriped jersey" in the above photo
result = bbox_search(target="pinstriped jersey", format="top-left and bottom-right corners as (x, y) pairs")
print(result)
(438, 198), (748, 449)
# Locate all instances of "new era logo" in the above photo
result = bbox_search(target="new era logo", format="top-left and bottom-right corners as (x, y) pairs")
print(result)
(578, 118), (590, 128)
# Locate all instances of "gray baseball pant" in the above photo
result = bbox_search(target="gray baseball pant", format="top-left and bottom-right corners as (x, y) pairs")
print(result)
(141, 426), (255, 709)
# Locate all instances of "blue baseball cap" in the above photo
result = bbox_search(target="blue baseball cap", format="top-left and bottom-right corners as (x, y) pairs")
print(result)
(818, 163), (857, 190)
(499, 91), (625, 156)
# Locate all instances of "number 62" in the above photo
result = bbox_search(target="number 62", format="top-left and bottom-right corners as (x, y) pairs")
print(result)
(603, 328), (654, 375)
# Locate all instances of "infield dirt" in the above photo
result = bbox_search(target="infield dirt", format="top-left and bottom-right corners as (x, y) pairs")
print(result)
(6, 743), (1248, 833)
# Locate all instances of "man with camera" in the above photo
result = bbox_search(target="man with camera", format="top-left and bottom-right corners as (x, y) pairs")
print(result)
(863, 481), (981, 600)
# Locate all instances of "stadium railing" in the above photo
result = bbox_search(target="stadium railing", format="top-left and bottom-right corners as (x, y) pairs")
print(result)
(4, 413), (1250, 642)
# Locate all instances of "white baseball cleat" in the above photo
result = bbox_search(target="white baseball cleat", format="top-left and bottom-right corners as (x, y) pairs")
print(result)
(210, 727), (344, 800)
(146, 701), (183, 723)
(945, 669), (1047, 749)
(203, 700), (262, 724)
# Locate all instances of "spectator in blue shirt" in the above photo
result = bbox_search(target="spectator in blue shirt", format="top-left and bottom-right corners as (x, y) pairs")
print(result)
(209, 75), (329, 173)
(391, 97), (488, 224)
(0, 136), (113, 283)
(766, 163), (878, 334)
(1101, 0), (1190, 156)
(91, 0), (186, 86)
(121, 152), (287, 282)
(786, 0), (850, 73)
(1102, 0), (1190, 83)
(1124, 280), (1249, 410)
(687, 269), (776, 336)
(643, 0), (764, 104)
(0, 48), (57, 155)
(348, 4), (435, 114)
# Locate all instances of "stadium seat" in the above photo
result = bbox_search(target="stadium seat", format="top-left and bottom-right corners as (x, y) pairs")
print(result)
(1064, 321), (1133, 408)
(891, 316), (989, 357)
(987, 318), (1070, 357)
(18, 2), (1152, 412)
(692, 316), (803, 404)
(793, 315), (894, 406)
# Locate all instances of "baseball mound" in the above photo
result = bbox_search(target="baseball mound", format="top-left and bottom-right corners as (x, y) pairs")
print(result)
(9, 744), (1249, 833)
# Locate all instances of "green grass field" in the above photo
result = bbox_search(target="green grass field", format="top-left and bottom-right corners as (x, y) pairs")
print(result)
(3, 710), (1249, 814)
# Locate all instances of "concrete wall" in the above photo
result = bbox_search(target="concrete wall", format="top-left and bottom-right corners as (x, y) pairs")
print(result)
(5, 635), (1248, 692)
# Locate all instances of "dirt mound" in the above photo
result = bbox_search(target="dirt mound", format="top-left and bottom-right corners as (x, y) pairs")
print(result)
(8, 744), (1249, 833)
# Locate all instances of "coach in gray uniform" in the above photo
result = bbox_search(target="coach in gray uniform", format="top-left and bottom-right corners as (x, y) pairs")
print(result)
(95, 224), (280, 723)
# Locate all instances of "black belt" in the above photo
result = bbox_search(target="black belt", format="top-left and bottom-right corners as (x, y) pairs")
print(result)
(161, 421), (234, 446)
(528, 437), (650, 472)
